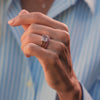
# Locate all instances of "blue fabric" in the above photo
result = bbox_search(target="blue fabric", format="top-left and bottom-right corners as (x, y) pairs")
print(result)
(81, 84), (93, 100)
(0, 0), (100, 100)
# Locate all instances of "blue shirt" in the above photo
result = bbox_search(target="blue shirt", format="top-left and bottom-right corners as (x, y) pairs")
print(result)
(0, 0), (100, 100)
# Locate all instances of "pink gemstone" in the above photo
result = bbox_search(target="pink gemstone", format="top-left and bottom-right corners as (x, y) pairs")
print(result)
(41, 35), (49, 42)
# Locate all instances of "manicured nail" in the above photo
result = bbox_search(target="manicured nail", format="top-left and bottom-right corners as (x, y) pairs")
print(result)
(8, 18), (15, 25)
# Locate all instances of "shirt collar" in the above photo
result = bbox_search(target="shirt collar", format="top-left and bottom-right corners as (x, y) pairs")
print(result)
(47, 0), (78, 18)
(7, 0), (96, 18)
(47, 0), (96, 18)
(84, 0), (96, 13)
(6, 0), (96, 44)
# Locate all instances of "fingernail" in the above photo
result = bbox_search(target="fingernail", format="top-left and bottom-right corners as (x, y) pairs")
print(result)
(8, 18), (15, 25)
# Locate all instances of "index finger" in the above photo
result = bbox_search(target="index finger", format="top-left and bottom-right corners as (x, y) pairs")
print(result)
(8, 12), (68, 32)
(18, 9), (30, 31)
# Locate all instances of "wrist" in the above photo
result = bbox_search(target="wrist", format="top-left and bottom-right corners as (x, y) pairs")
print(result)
(57, 81), (82, 100)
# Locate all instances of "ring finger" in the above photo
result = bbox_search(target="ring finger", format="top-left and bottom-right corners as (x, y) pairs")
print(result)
(21, 33), (66, 55)
(21, 24), (69, 45)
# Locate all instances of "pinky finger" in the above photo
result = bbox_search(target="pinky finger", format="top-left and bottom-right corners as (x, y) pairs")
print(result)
(23, 43), (49, 60)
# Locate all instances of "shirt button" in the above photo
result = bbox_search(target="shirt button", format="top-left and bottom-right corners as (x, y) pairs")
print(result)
(27, 80), (33, 87)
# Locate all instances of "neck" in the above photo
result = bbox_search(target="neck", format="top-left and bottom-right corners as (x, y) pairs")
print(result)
(20, 0), (54, 14)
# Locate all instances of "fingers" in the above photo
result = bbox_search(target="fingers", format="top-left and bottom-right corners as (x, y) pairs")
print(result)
(23, 42), (65, 90)
(18, 9), (30, 31)
(21, 24), (58, 41)
(21, 32), (68, 57)
(8, 11), (68, 32)
(23, 43), (49, 59)
(21, 33), (57, 52)
(22, 32), (69, 79)
(21, 24), (70, 45)
(21, 33), (43, 49)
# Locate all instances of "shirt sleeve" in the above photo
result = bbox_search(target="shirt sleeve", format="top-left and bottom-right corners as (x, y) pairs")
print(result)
(81, 84), (93, 100)
(56, 83), (94, 100)
(56, 84), (94, 100)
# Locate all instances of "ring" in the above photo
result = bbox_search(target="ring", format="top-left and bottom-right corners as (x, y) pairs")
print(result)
(41, 35), (50, 49)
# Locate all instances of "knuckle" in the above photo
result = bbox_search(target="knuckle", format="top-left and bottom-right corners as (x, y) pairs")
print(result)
(61, 31), (70, 43)
(59, 42), (66, 50)
(56, 42), (66, 55)
(62, 23), (69, 32)
(61, 31), (68, 38)
(31, 12), (43, 21)
(25, 44), (33, 54)
(61, 42), (66, 48)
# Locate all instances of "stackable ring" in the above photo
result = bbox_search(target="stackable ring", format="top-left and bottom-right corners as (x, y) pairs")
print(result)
(41, 35), (50, 49)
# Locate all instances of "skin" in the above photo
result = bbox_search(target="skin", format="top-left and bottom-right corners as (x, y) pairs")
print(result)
(20, 0), (54, 14)
(8, 9), (82, 100)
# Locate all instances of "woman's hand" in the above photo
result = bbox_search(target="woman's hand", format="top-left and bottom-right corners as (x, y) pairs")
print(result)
(8, 10), (82, 100)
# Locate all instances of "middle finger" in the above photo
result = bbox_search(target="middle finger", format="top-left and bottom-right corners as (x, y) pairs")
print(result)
(21, 24), (69, 44)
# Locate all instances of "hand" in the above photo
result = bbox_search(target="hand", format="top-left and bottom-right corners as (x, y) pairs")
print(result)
(8, 10), (82, 100)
